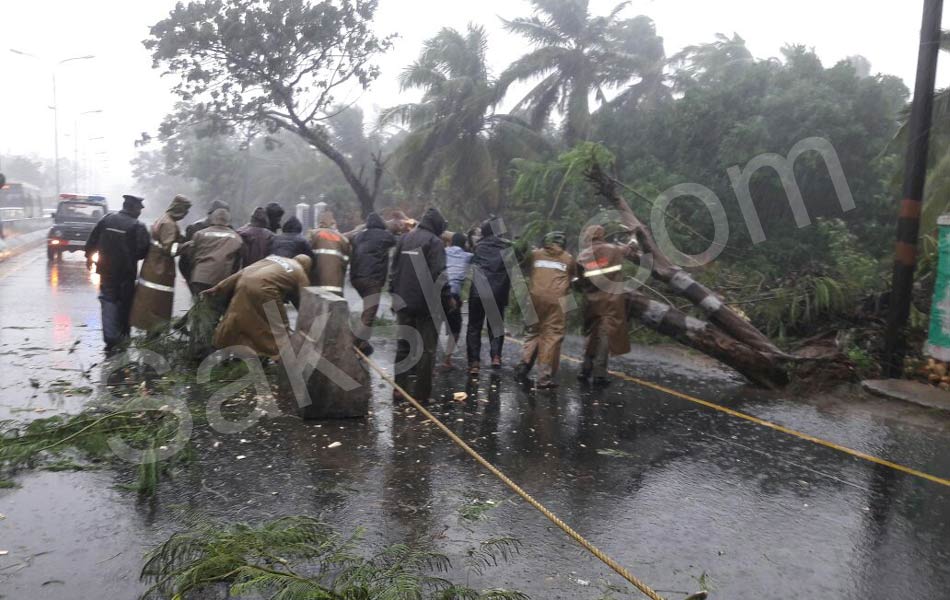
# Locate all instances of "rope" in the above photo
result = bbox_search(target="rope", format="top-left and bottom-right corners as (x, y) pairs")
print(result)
(354, 347), (667, 600)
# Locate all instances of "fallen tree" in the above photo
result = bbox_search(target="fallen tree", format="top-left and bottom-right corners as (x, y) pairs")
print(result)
(586, 162), (852, 388)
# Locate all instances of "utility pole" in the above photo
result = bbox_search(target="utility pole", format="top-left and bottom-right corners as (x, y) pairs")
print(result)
(8, 50), (95, 196)
(883, 0), (945, 377)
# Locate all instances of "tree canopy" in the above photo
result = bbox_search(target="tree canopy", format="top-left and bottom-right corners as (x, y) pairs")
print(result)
(146, 0), (394, 216)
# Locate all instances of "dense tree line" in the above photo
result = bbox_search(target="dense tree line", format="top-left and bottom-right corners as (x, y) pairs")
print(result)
(126, 0), (918, 351)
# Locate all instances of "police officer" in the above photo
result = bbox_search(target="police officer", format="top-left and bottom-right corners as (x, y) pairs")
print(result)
(513, 231), (576, 389)
(575, 225), (637, 386)
(85, 194), (150, 355)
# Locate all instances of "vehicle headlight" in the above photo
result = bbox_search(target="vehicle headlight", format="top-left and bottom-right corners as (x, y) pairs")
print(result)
(92, 252), (100, 263)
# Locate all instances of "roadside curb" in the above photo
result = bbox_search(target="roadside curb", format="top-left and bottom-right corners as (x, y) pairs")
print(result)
(0, 231), (47, 263)
(862, 379), (950, 413)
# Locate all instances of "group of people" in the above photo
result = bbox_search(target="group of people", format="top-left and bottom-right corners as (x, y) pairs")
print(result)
(86, 194), (637, 401)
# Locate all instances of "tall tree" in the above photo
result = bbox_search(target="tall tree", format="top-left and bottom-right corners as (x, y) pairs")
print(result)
(498, 0), (664, 145)
(382, 25), (546, 220)
(145, 0), (393, 217)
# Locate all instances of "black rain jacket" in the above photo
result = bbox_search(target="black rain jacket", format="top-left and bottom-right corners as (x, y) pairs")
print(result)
(85, 209), (150, 282)
(390, 208), (449, 315)
(271, 216), (313, 259)
(350, 212), (396, 285)
(470, 231), (512, 302)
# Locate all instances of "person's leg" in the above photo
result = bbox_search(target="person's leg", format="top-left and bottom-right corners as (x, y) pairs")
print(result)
(443, 294), (462, 367)
(487, 294), (508, 367)
(394, 310), (414, 398)
(591, 331), (610, 385)
(99, 281), (121, 354)
(536, 304), (565, 388)
(465, 293), (486, 368)
(416, 314), (438, 402)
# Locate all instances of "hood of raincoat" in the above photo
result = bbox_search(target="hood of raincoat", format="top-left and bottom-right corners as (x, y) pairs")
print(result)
(249, 207), (269, 228)
(480, 217), (498, 238)
(581, 225), (605, 247)
(293, 254), (313, 274)
(543, 230), (566, 249)
(167, 195), (192, 221)
(418, 207), (446, 237)
(282, 216), (303, 234)
(317, 210), (337, 229)
(366, 212), (386, 230)
(265, 202), (284, 227)
(208, 207), (231, 227)
(208, 199), (230, 215)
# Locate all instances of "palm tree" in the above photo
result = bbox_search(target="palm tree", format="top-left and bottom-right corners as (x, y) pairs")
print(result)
(498, 0), (665, 146)
(381, 25), (546, 220)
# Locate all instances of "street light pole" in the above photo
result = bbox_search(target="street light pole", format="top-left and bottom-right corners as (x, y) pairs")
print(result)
(8, 50), (95, 197)
(883, 0), (945, 376)
(74, 110), (103, 191)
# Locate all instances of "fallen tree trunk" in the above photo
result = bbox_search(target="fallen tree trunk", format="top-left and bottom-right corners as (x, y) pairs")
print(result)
(626, 291), (790, 388)
(587, 163), (786, 357)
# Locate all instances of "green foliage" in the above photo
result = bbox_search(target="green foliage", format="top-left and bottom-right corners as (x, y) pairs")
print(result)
(140, 516), (528, 600)
(382, 25), (549, 223)
(509, 142), (616, 247)
(499, 0), (665, 144)
(146, 0), (395, 215)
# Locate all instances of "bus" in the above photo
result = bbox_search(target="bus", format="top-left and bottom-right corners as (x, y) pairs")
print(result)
(0, 181), (44, 218)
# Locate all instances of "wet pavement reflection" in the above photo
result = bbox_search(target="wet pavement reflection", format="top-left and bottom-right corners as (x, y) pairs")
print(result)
(1, 246), (950, 599)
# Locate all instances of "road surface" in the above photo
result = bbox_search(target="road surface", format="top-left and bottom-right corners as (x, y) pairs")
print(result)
(1, 245), (950, 599)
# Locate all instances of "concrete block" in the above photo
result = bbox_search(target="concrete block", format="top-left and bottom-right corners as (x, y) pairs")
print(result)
(293, 286), (370, 419)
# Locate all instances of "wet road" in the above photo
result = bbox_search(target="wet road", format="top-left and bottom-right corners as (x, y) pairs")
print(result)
(2, 245), (950, 599)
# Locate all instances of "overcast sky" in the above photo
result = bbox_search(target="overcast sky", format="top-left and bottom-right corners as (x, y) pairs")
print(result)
(1, 0), (948, 202)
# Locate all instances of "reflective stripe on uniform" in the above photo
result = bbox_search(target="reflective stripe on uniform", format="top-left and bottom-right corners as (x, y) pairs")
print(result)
(534, 259), (567, 272)
(264, 255), (295, 272)
(583, 264), (622, 278)
(137, 278), (175, 293)
(314, 248), (349, 261)
(105, 228), (126, 235)
(401, 250), (420, 256)
(316, 285), (344, 293)
(202, 231), (239, 239)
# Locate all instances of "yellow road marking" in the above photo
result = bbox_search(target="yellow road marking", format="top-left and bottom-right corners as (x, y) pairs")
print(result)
(510, 337), (950, 488)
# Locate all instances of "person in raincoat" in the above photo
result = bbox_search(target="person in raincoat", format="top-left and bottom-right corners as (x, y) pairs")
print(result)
(237, 207), (274, 266)
(271, 216), (313, 259)
(390, 207), (451, 402)
(265, 202), (285, 233)
(465, 217), (512, 374)
(308, 210), (350, 296)
(575, 225), (637, 386)
(179, 199), (230, 283)
(180, 206), (243, 355)
(184, 207), (243, 297)
(349, 211), (396, 355)
(130, 194), (191, 332)
(513, 231), (576, 389)
(85, 194), (151, 354)
(442, 232), (472, 369)
(203, 254), (313, 358)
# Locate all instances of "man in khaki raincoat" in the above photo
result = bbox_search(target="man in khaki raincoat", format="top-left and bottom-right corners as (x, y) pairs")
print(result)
(130, 195), (191, 332)
(203, 254), (312, 357)
(513, 231), (576, 388)
(308, 210), (350, 296)
(575, 225), (637, 386)
(184, 207), (244, 297)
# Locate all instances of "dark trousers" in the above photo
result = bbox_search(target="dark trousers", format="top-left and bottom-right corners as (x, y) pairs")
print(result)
(582, 331), (610, 378)
(100, 278), (136, 353)
(445, 293), (463, 339)
(466, 291), (507, 364)
(395, 310), (438, 402)
(352, 278), (383, 347)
